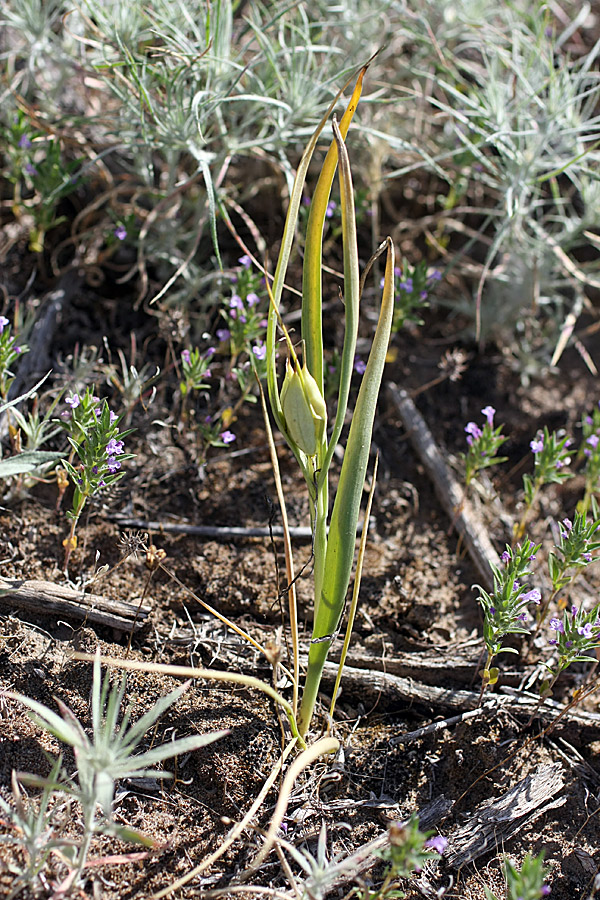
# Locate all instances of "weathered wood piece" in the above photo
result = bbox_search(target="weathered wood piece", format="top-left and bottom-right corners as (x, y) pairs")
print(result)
(0, 576), (151, 631)
(316, 660), (600, 738)
(388, 384), (500, 590)
(444, 763), (566, 868)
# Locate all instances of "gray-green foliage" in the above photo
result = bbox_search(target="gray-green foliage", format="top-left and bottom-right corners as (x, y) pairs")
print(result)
(0, 376), (65, 479)
(7, 651), (227, 889)
(384, 1), (600, 355)
(0, 759), (74, 900)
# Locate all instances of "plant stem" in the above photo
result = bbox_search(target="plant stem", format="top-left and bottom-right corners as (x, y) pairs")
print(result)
(477, 650), (494, 705)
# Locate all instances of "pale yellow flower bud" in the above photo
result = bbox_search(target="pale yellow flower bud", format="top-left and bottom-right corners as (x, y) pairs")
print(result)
(280, 360), (327, 457)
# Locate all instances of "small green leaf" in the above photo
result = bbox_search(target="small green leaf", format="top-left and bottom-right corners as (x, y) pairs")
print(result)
(0, 450), (64, 478)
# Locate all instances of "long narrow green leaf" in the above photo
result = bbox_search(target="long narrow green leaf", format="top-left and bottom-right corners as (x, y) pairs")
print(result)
(313, 116), (361, 623)
(266, 63), (371, 431)
(318, 116), (361, 488)
(0, 450), (64, 479)
(301, 69), (366, 394)
(115, 730), (230, 774)
(328, 454), (378, 724)
(298, 239), (395, 737)
(9, 693), (87, 750)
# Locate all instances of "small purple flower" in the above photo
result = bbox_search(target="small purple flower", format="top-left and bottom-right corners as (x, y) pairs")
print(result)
(521, 589), (541, 605)
(206, 346), (216, 357)
(14, 346), (21, 354)
(530, 435), (544, 454)
(428, 269), (442, 282)
(465, 422), (483, 446)
(65, 394), (80, 409)
(24, 162), (37, 176)
(549, 638), (558, 645)
(481, 405), (495, 425)
(588, 434), (600, 449)
(0, 315), (9, 333)
(517, 612), (528, 622)
(325, 200), (336, 219)
(18, 134), (32, 149)
(238, 254), (251, 267)
(182, 349), (191, 364)
(246, 292), (260, 307)
(216, 329), (231, 342)
(560, 518), (572, 539)
(354, 356), (367, 375)
(107, 456), (121, 473)
(541, 887), (551, 897)
(399, 277), (413, 292)
(109, 411), (118, 425)
(572, 605), (578, 617)
(220, 430), (236, 444)
(252, 342), (266, 361)
(420, 290), (428, 300)
(229, 293), (244, 310)
(489, 606), (496, 615)
(578, 622), (594, 639)
(424, 835), (448, 854)
(583, 552), (592, 563)
(106, 438), (124, 456)
(501, 550), (511, 563)
(114, 225), (127, 241)
(550, 618), (564, 633)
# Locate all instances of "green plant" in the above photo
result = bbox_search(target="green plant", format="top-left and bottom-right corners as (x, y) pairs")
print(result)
(384, 2), (600, 363)
(0, 375), (65, 480)
(0, 758), (73, 899)
(515, 427), (573, 540)
(361, 816), (447, 900)
(264, 63), (395, 737)
(474, 540), (542, 697)
(56, 388), (135, 570)
(8, 650), (227, 891)
(485, 850), (551, 900)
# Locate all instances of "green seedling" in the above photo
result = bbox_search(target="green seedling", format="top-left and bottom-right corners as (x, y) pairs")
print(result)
(9, 650), (227, 890)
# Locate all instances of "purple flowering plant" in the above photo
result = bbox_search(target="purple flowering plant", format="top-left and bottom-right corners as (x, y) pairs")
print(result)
(373, 815), (447, 899)
(538, 508), (600, 627)
(542, 603), (600, 698)
(192, 414), (236, 456)
(384, 259), (440, 334)
(578, 404), (600, 514)
(3, 115), (82, 253)
(180, 347), (213, 409)
(0, 316), (29, 402)
(463, 405), (508, 487)
(484, 850), (550, 900)
(474, 540), (542, 692)
(515, 427), (573, 540)
(218, 256), (266, 361)
(56, 389), (134, 569)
